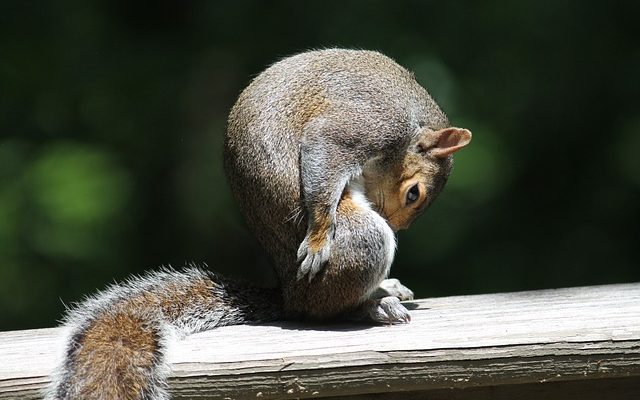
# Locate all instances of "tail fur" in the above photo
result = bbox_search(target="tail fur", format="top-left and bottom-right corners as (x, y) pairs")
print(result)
(46, 267), (282, 400)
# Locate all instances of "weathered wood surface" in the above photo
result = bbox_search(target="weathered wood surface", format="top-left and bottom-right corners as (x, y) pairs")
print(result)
(1, 283), (639, 399)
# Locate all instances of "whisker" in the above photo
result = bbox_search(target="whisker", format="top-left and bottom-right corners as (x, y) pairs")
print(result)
(285, 206), (303, 224)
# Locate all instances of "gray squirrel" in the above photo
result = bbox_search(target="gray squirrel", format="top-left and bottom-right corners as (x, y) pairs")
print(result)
(46, 49), (471, 399)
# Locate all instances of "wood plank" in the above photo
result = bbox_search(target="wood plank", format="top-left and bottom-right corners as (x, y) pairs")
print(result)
(0, 283), (639, 399)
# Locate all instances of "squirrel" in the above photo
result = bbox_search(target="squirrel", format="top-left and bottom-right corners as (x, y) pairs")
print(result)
(46, 49), (471, 399)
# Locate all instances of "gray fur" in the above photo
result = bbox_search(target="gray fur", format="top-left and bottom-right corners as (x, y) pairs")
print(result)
(225, 49), (449, 314)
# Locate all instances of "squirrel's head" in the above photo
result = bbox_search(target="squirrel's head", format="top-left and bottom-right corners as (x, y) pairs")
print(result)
(366, 127), (472, 231)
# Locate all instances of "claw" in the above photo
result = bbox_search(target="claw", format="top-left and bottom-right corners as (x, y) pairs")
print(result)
(296, 232), (333, 282)
(296, 239), (308, 262)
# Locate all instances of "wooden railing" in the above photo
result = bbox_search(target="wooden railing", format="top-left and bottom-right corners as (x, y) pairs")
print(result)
(1, 283), (639, 399)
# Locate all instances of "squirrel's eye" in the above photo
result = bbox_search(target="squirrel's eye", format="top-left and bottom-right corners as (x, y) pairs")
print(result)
(406, 184), (420, 205)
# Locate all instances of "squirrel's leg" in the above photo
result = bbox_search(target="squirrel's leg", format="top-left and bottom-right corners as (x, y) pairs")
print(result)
(286, 179), (410, 324)
(296, 123), (363, 282)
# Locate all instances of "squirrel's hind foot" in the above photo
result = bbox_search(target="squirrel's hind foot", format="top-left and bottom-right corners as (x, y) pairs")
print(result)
(363, 296), (411, 324)
(372, 278), (414, 301)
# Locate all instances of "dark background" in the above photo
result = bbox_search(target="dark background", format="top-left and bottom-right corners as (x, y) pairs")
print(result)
(1, 1), (638, 331)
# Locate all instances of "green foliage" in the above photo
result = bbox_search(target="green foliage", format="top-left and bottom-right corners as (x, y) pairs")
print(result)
(0, 0), (638, 330)
(26, 142), (131, 260)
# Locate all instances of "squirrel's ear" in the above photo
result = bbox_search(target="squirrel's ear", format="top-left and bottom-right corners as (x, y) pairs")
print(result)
(418, 127), (472, 158)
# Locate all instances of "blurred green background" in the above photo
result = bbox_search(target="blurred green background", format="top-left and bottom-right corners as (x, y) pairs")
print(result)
(1, 1), (638, 331)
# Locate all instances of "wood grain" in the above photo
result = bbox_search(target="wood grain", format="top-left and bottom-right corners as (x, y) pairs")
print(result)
(1, 283), (639, 399)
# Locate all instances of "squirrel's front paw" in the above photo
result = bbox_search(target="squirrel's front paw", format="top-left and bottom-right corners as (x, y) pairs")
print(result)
(366, 296), (411, 324)
(296, 226), (334, 282)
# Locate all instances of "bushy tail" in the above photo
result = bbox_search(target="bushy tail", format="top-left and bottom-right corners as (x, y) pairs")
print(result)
(46, 267), (283, 400)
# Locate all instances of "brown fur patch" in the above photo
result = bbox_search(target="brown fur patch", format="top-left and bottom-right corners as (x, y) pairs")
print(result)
(74, 312), (158, 399)
(308, 209), (332, 253)
(308, 191), (366, 253)
(158, 276), (216, 321)
(290, 88), (330, 132)
(338, 190), (364, 215)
